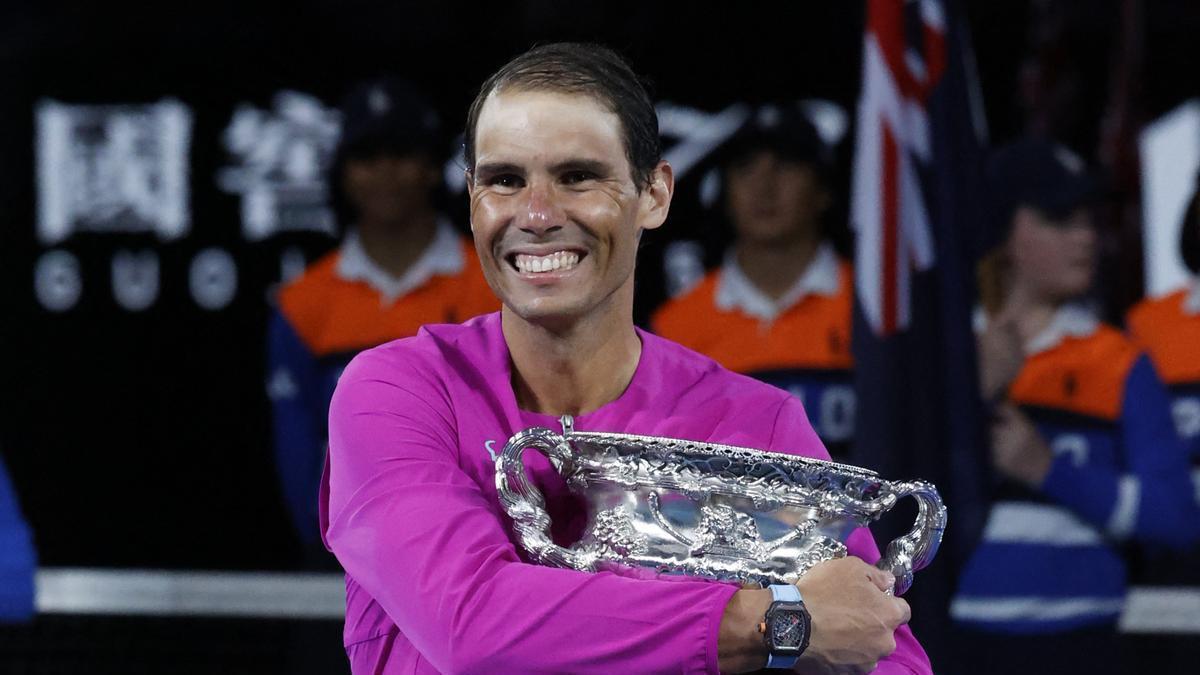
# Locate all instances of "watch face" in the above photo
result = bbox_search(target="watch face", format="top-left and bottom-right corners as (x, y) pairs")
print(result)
(771, 611), (805, 648)
(765, 601), (810, 654)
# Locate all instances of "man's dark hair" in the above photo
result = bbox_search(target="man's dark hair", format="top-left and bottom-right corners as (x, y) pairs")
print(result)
(464, 42), (661, 190)
(1182, 178), (1200, 275)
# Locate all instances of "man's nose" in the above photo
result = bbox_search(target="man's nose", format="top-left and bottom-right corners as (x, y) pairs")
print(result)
(516, 182), (565, 236)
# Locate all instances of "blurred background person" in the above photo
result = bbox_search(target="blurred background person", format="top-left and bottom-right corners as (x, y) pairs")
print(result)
(1127, 174), (1200, 482)
(266, 77), (498, 559)
(950, 138), (1200, 675)
(0, 452), (35, 623)
(1124, 173), (1200, 665)
(651, 104), (856, 461)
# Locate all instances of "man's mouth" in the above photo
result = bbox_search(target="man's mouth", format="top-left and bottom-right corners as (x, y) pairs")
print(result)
(509, 250), (584, 274)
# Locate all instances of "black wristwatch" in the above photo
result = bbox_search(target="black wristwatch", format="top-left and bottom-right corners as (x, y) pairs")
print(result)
(758, 584), (812, 669)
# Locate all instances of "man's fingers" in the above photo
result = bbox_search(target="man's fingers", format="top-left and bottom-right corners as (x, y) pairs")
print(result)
(892, 597), (912, 626)
(864, 564), (895, 593)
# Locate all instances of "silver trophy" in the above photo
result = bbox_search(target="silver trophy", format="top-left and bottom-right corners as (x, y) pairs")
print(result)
(496, 417), (946, 595)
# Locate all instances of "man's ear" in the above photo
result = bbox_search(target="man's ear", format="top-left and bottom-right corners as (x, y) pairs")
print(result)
(639, 160), (674, 232)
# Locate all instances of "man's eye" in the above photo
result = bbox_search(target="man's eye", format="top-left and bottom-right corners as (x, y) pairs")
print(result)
(487, 174), (523, 189)
(562, 171), (596, 185)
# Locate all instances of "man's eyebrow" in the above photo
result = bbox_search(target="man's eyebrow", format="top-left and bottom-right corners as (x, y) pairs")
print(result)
(549, 159), (613, 176)
(473, 162), (523, 178)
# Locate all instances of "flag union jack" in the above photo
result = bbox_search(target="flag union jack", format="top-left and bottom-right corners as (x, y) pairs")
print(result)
(852, 0), (947, 337)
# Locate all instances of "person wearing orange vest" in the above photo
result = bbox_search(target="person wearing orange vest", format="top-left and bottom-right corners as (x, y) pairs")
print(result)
(951, 138), (1200, 675)
(1125, 176), (1200, 593)
(652, 104), (855, 460)
(266, 77), (497, 551)
(1127, 177), (1200, 475)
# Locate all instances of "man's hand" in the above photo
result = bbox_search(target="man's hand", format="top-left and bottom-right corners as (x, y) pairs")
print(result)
(793, 557), (910, 675)
(990, 403), (1052, 487)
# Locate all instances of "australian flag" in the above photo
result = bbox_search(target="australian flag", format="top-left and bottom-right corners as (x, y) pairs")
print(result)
(850, 0), (991, 664)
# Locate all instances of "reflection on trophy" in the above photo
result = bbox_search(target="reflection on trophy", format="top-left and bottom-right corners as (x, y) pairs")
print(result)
(496, 417), (946, 595)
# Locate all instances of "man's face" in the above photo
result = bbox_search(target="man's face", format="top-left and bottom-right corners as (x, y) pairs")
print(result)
(341, 152), (439, 226)
(468, 89), (671, 326)
(725, 150), (828, 246)
(1008, 205), (1096, 302)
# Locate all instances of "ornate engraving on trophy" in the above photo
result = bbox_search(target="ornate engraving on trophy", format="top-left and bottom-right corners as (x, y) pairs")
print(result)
(496, 424), (946, 595)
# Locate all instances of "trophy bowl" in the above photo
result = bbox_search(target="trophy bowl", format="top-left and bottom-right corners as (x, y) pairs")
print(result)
(495, 419), (946, 595)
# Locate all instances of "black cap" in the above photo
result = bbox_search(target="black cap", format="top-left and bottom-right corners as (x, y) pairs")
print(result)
(718, 103), (832, 171)
(337, 76), (443, 159)
(984, 137), (1101, 249)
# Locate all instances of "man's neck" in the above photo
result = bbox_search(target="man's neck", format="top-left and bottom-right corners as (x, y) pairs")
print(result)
(357, 208), (439, 280)
(503, 288), (642, 417)
(734, 234), (820, 301)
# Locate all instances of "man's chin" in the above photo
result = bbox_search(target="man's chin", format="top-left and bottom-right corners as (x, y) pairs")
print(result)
(502, 298), (589, 331)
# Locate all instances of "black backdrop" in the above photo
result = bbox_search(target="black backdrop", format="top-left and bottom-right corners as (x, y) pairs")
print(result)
(1, 0), (1189, 574)
(0, 0), (871, 571)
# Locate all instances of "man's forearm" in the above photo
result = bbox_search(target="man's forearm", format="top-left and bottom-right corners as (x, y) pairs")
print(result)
(719, 588), (771, 673)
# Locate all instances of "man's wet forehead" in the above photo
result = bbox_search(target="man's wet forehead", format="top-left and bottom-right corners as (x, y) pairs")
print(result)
(475, 89), (625, 165)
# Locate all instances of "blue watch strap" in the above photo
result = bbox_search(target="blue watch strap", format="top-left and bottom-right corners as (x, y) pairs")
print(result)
(765, 653), (799, 670)
(769, 583), (802, 603)
(765, 585), (803, 669)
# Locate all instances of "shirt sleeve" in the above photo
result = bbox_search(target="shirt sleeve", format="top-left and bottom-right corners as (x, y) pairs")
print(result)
(1040, 355), (1200, 550)
(266, 309), (326, 545)
(324, 349), (741, 675)
(768, 397), (933, 675)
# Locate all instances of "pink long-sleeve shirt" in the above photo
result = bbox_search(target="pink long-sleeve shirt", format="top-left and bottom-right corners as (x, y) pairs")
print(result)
(320, 311), (931, 674)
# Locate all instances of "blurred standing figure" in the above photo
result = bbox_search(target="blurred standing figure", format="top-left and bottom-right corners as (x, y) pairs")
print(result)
(950, 138), (1200, 675)
(652, 105), (856, 460)
(267, 77), (497, 553)
(0, 453), (35, 622)
(1125, 176), (1200, 591)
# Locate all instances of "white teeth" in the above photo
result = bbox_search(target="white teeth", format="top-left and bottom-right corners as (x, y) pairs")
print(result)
(514, 251), (581, 274)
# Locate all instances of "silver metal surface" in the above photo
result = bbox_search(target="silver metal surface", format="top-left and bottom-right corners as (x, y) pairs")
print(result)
(496, 420), (946, 595)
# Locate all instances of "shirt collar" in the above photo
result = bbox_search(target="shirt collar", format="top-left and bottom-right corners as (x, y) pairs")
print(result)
(1185, 277), (1200, 316)
(715, 242), (841, 323)
(1024, 303), (1100, 356)
(336, 217), (464, 305)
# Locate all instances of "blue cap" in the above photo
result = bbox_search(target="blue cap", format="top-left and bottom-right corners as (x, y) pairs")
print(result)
(983, 137), (1101, 250)
(337, 76), (443, 158)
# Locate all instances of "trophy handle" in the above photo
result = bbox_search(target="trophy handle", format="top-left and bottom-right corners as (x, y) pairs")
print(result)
(875, 481), (947, 596)
(495, 427), (598, 571)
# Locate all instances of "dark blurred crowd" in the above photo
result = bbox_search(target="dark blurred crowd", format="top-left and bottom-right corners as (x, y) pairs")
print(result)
(3, 59), (1199, 672)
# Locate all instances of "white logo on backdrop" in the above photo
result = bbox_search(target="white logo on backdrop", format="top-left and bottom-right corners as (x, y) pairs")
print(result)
(663, 240), (706, 298)
(217, 91), (341, 241)
(190, 247), (239, 310)
(111, 249), (160, 311)
(35, 99), (193, 245)
(33, 250), (83, 312)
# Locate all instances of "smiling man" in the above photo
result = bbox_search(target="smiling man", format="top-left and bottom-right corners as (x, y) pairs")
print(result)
(320, 43), (931, 674)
